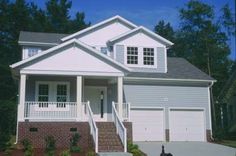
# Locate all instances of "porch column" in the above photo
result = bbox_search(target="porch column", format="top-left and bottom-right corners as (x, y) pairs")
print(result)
(76, 76), (82, 121)
(18, 74), (26, 122)
(117, 77), (123, 118)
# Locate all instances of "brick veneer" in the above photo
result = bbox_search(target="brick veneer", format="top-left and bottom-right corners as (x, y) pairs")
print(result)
(18, 121), (133, 149)
(123, 122), (133, 142)
(165, 129), (169, 142)
(206, 129), (212, 142)
(165, 129), (212, 142)
(18, 122), (94, 149)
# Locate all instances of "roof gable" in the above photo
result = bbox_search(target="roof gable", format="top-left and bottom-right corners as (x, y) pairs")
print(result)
(61, 15), (137, 42)
(108, 26), (174, 47)
(11, 39), (131, 75)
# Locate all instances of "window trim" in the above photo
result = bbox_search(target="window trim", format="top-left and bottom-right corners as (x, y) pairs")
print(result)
(143, 47), (155, 66)
(35, 81), (70, 110)
(124, 46), (157, 68)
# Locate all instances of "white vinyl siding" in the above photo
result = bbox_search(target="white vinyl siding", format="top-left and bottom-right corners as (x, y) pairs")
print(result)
(123, 84), (211, 130)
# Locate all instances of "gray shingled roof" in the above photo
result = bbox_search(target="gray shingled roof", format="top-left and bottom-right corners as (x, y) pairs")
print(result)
(19, 31), (68, 44)
(128, 57), (215, 81)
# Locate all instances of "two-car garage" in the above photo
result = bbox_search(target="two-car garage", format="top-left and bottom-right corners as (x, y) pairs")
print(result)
(130, 108), (206, 142)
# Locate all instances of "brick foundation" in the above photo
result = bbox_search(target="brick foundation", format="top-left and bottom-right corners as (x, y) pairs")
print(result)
(123, 122), (133, 142)
(18, 122), (93, 149)
(206, 129), (212, 142)
(18, 121), (133, 149)
(165, 129), (169, 142)
(165, 129), (212, 142)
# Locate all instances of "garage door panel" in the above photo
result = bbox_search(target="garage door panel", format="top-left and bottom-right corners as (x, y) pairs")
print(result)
(131, 109), (164, 141)
(169, 110), (205, 142)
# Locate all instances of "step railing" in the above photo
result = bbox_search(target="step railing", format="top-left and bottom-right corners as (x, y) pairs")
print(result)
(112, 101), (127, 152)
(114, 102), (130, 121)
(86, 101), (98, 153)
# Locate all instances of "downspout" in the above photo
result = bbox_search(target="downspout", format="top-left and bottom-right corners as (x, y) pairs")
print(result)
(209, 81), (215, 141)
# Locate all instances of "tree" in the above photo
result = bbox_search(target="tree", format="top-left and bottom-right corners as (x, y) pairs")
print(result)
(154, 20), (176, 56)
(176, 0), (232, 131)
(154, 20), (175, 41)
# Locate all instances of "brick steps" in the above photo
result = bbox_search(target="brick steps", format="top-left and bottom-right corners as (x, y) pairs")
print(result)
(97, 122), (124, 152)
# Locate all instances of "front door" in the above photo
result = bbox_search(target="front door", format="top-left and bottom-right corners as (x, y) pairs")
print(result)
(84, 86), (107, 121)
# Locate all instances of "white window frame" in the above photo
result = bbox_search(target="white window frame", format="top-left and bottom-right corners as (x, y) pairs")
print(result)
(35, 81), (70, 111)
(142, 47), (156, 67)
(126, 46), (139, 66)
(124, 46), (157, 68)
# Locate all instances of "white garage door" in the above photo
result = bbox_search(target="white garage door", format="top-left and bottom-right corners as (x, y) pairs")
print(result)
(169, 109), (205, 141)
(130, 108), (164, 141)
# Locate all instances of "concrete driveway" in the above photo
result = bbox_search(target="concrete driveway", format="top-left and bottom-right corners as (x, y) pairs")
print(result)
(135, 142), (236, 156)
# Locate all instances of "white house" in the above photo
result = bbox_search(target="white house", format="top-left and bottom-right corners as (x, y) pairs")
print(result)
(10, 15), (215, 153)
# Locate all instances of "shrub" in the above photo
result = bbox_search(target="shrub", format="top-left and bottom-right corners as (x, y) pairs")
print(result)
(70, 133), (80, 147)
(86, 150), (95, 156)
(127, 140), (145, 156)
(69, 133), (81, 153)
(60, 150), (71, 156)
(21, 139), (33, 156)
(45, 136), (56, 156)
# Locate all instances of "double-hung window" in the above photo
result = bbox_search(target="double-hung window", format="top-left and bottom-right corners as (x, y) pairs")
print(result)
(127, 47), (138, 65)
(143, 48), (154, 65)
(38, 84), (49, 107)
(125, 46), (156, 67)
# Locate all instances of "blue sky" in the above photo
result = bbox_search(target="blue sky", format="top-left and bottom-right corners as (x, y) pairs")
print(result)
(27, 0), (235, 60)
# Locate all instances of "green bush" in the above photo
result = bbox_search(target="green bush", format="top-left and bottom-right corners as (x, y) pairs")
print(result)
(86, 150), (95, 156)
(45, 136), (56, 156)
(21, 139), (33, 156)
(60, 150), (71, 156)
(131, 149), (144, 156)
(69, 133), (81, 153)
(127, 140), (145, 156)
(70, 133), (80, 147)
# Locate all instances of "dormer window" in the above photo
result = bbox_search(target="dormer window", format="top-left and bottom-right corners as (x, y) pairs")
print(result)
(127, 47), (138, 64)
(125, 46), (156, 68)
(28, 47), (41, 57)
(101, 47), (108, 55)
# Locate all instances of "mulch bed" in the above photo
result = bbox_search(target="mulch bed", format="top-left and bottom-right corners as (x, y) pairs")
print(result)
(0, 148), (88, 156)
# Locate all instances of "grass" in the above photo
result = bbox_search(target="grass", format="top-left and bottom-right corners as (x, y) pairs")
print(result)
(219, 140), (236, 148)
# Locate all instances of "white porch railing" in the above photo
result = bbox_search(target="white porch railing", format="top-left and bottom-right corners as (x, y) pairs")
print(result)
(114, 102), (130, 121)
(112, 102), (127, 152)
(24, 101), (77, 120)
(86, 101), (98, 153)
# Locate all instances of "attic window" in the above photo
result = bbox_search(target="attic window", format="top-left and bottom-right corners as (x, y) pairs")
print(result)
(101, 47), (108, 54)
(28, 47), (40, 57)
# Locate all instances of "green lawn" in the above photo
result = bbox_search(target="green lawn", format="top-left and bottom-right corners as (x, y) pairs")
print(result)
(219, 140), (236, 148)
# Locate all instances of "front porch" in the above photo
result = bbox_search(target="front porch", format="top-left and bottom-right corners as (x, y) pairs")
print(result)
(19, 75), (130, 122)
